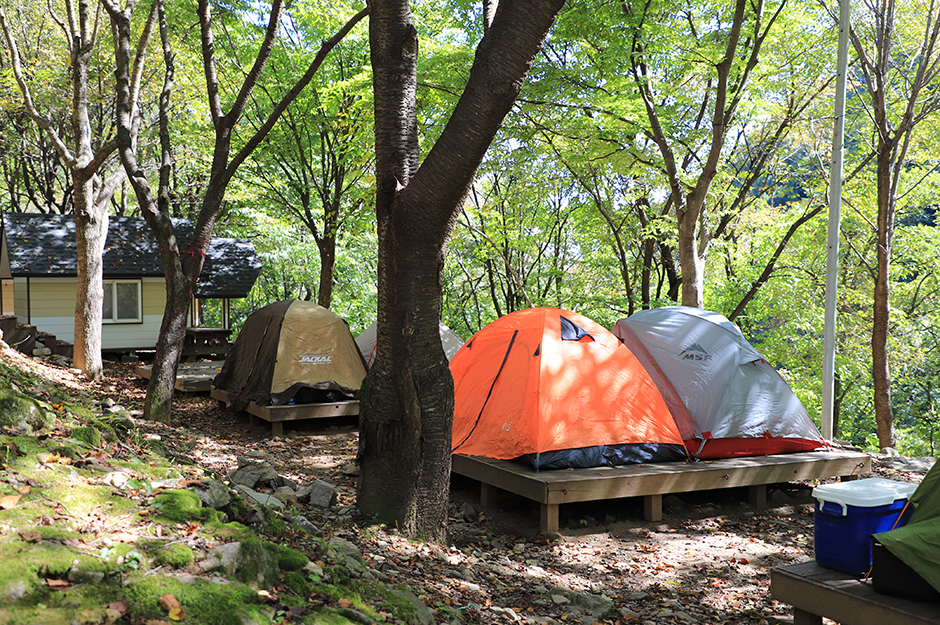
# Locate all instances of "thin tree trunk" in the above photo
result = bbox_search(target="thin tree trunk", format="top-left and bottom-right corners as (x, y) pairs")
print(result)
(317, 237), (336, 308)
(872, 150), (895, 449)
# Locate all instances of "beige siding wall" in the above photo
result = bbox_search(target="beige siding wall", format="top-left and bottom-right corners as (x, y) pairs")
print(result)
(19, 277), (173, 349)
(142, 278), (165, 316)
(28, 279), (76, 317)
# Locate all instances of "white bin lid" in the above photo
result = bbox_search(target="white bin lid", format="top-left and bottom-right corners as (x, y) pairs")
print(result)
(812, 477), (918, 510)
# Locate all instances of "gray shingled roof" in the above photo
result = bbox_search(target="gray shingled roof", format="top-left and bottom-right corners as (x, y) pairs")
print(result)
(2, 213), (261, 299)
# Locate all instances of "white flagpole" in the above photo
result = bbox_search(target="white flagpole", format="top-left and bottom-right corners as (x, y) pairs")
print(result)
(822, 0), (851, 441)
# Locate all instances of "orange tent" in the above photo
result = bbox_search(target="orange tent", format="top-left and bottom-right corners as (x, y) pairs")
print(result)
(450, 308), (692, 470)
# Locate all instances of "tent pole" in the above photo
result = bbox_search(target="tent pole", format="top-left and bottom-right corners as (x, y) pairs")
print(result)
(822, 0), (851, 441)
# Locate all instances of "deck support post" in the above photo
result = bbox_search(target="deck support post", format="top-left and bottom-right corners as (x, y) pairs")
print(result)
(793, 609), (823, 625)
(271, 421), (283, 438)
(644, 494), (662, 521)
(540, 503), (559, 534)
(480, 482), (499, 510)
(748, 484), (767, 508)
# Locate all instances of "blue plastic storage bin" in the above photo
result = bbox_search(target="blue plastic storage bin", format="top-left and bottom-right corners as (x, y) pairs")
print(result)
(812, 477), (917, 576)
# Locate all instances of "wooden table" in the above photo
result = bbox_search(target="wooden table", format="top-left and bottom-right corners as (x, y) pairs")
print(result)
(182, 327), (232, 360)
(135, 361), (223, 393)
(452, 450), (871, 532)
(772, 561), (940, 624)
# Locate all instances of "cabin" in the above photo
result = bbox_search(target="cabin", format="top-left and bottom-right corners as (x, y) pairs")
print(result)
(0, 212), (261, 353)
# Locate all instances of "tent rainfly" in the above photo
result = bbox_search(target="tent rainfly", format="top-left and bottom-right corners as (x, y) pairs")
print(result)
(355, 320), (464, 368)
(213, 299), (366, 412)
(613, 306), (827, 460)
(873, 459), (940, 600)
(450, 307), (693, 470)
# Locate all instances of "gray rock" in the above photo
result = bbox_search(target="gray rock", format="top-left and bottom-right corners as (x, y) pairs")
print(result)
(275, 475), (299, 490)
(1, 580), (29, 602)
(303, 479), (337, 508)
(450, 565), (474, 580)
(195, 480), (232, 509)
(548, 586), (614, 619)
(229, 463), (279, 489)
(102, 472), (132, 488)
(32, 347), (51, 356)
(233, 484), (283, 508)
(67, 566), (105, 584)
(490, 606), (521, 622)
(328, 537), (365, 565)
(200, 541), (278, 589)
(0, 388), (52, 433)
(273, 486), (299, 503)
(620, 607), (640, 620)
(294, 515), (319, 534)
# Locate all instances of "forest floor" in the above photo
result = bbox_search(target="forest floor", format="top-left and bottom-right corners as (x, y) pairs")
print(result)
(4, 352), (936, 625)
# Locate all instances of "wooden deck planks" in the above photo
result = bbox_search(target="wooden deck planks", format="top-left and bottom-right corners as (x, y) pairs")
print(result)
(210, 387), (359, 437)
(452, 450), (872, 532)
(771, 561), (940, 625)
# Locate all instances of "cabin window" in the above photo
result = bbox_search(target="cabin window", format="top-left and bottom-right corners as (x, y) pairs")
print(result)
(103, 280), (142, 323)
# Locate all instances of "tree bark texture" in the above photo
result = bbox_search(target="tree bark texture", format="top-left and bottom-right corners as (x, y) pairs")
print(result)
(72, 177), (107, 378)
(358, 0), (565, 541)
(0, 5), (125, 379)
(872, 146), (896, 449)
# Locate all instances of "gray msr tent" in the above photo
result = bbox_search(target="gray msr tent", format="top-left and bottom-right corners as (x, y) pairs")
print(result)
(355, 320), (464, 368)
(613, 306), (826, 460)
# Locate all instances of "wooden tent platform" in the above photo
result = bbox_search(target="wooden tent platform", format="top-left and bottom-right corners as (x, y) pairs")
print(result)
(452, 450), (872, 532)
(135, 361), (223, 393)
(772, 561), (940, 624)
(210, 387), (359, 438)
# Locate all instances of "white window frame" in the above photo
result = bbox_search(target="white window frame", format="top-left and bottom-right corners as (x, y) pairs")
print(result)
(102, 279), (142, 324)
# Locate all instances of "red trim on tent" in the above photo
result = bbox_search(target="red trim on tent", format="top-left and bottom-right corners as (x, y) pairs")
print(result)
(686, 433), (825, 460)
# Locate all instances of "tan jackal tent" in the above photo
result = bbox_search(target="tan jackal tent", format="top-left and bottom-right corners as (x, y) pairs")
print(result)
(213, 299), (366, 412)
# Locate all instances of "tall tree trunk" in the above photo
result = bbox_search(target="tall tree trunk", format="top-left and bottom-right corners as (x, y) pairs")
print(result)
(358, 0), (565, 541)
(872, 150), (895, 449)
(72, 177), (107, 377)
(677, 199), (706, 308)
(841, 0), (940, 451)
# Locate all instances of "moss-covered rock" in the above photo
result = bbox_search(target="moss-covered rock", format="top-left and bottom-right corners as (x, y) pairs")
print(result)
(143, 439), (170, 458)
(120, 572), (272, 625)
(200, 537), (279, 589)
(154, 543), (194, 569)
(70, 426), (101, 448)
(152, 489), (222, 524)
(0, 388), (52, 433)
(263, 541), (309, 571)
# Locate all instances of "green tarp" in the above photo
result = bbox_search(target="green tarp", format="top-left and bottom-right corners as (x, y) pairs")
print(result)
(874, 458), (940, 593)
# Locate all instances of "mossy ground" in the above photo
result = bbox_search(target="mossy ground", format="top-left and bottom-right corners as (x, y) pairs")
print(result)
(0, 351), (423, 625)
